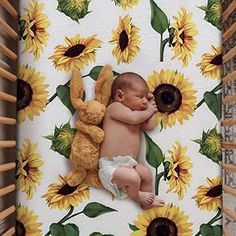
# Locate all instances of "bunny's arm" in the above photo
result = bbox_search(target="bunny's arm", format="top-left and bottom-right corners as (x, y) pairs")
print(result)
(76, 120), (104, 144)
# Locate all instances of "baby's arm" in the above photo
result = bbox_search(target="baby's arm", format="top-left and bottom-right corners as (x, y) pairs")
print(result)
(141, 113), (157, 131)
(109, 102), (156, 124)
(142, 93), (157, 131)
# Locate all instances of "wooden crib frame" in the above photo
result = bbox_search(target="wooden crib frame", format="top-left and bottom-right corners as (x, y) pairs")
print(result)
(0, 0), (235, 235)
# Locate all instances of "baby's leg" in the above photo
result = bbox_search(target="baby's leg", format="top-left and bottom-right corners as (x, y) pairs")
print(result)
(134, 163), (153, 192)
(111, 167), (155, 206)
(135, 163), (165, 209)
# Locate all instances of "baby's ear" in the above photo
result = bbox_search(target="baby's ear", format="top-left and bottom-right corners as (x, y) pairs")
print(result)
(95, 64), (113, 106)
(70, 68), (84, 110)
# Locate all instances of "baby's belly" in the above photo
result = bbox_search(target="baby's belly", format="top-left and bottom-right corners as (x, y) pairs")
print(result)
(100, 132), (140, 159)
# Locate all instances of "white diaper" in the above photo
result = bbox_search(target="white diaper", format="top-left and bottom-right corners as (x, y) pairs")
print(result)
(99, 156), (137, 199)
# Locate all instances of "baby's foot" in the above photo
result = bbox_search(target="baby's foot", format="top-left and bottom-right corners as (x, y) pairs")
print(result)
(141, 197), (165, 209)
(137, 192), (155, 206)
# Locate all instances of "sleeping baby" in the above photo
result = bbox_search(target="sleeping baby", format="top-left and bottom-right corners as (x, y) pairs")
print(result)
(99, 72), (165, 209)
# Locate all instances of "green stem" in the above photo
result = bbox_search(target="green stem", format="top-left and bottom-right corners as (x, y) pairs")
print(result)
(155, 170), (164, 195)
(160, 35), (169, 62)
(195, 208), (222, 236)
(160, 34), (163, 61)
(195, 82), (222, 110)
(47, 74), (89, 105)
(64, 211), (83, 222)
(208, 209), (222, 225)
(59, 205), (74, 223)
(44, 206), (81, 236)
(160, 38), (169, 61)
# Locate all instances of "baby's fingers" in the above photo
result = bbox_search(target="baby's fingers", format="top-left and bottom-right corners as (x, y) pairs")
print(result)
(147, 93), (154, 101)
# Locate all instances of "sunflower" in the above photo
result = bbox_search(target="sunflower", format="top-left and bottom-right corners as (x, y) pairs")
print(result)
(112, 0), (139, 9)
(49, 34), (102, 71)
(16, 204), (42, 236)
(16, 139), (43, 199)
(131, 204), (192, 236)
(109, 15), (141, 65)
(146, 69), (197, 128)
(196, 46), (222, 79)
(20, 0), (50, 60)
(171, 7), (197, 67)
(192, 176), (222, 211)
(42, 175), (89, 210)
(17, 65), (49, 124)
(57, 0), (90, 22)
(166, 141), (192, 200)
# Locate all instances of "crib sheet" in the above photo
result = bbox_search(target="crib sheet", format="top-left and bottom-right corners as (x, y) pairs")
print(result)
(17, 0), (222, 235)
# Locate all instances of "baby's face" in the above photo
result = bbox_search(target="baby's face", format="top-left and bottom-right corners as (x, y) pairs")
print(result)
(122, 83), (149, 111)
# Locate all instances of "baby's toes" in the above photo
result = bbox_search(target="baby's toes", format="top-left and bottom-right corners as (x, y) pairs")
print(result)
(146, 197), (153, 204)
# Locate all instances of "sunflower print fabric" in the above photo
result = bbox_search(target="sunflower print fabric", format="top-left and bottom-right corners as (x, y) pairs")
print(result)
(18, 0), (222, 235)
(19, 0), (50, 61)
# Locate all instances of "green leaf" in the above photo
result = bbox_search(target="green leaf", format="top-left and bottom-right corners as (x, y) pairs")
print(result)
(200, 224), (222, 236)
(144, 133), (164, 168)
(89, 233), (114, 236)
(204, 92), (222, 120)
(150, 0), (169, 34)
(83, 202), (117, 218)
(50, 223), (65, 236)
(44, 135), (54, 140)
(64, 224), (79, 236)
(89, 66), (119, 81)
(213, 225), (222, 236)
(198, 6), (207, 11)
(57, 85), (76, 115)
(200, 224), (214, 236)
(193, 139), (201, 144)
(128, 224), (139, 232)
(89, 66), (103, 80)
(19, 20), (26, 40)
(50, 223), (79, 236)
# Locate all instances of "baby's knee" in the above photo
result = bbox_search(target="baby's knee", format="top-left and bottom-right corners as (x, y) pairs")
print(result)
(141, 166), (152, 182)
(129, 170), (141, 185)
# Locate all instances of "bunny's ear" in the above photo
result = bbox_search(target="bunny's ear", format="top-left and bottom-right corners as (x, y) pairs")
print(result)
(95, 64), (113, 106)
(70, 68), (84, 110)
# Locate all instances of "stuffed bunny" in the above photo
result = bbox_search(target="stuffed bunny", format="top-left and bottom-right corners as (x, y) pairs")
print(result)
(65, 65), (113, 188)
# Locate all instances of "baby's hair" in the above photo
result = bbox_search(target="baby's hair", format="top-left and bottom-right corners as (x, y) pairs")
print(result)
(111, 72), (147, 99)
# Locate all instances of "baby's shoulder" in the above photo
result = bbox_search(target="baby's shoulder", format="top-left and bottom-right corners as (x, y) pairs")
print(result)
(107, 102), (124, 111)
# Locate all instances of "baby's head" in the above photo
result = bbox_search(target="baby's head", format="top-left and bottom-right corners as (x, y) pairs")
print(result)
(112, 72), (149, 111)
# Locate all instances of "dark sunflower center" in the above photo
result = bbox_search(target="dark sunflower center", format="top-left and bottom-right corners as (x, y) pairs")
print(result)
(30, 22), (37, 34)
(210, 54), (222, 65)
(23, 163), (29, 174)
(174, 163), (180, 176)
(119, 30), (129, 51)
(147, 217), (178, 236)
(206, 184), (222, 197)
(16, 220), (26, 236)
(64, 44), (86, 57)
(179, 31), (185, 44)
(17, 79), (33, 111)
(58, 184), (78, 195)
(153, 84), (182, 114)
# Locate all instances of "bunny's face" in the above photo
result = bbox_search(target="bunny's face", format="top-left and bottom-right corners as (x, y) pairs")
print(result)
(79, 100), (106, 125)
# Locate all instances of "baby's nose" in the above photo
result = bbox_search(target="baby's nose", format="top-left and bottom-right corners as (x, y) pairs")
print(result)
(142, 98), (148, 105)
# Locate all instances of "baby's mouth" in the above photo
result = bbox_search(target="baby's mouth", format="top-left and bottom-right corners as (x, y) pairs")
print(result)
(141, 105), (147, 110)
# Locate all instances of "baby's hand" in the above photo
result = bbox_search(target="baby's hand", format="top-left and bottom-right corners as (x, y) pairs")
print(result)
(147, 93), (155, 101)
(147, 100), (157, 114)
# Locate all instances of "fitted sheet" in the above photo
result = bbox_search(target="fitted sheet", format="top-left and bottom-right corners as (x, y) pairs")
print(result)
(17, 0), (222, 235)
